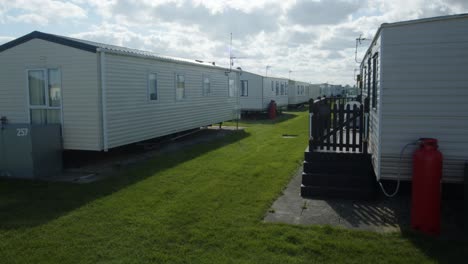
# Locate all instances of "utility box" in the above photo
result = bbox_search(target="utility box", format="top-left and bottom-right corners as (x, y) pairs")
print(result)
(0, 124), (62, 179)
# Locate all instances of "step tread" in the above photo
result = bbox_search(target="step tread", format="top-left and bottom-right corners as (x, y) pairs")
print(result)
(301, 185), (376, 200)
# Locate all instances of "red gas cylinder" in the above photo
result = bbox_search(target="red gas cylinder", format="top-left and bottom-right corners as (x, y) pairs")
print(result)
(411, 138), (443, 235)
(268, 100), (277, 119)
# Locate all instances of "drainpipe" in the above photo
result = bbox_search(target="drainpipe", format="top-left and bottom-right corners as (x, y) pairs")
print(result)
(98, 48), (108, 151)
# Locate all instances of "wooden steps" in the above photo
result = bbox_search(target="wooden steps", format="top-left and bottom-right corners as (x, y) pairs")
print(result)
(301, 148), (377, 200)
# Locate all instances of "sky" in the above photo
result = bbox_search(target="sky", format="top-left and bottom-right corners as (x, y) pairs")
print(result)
(0, 0), (467, 85)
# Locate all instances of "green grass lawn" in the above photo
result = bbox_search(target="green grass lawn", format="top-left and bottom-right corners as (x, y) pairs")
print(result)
(0, 111), (465, 263)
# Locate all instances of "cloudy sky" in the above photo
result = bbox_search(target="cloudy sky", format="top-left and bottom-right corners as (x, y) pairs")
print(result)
(1, 0), (467, 85)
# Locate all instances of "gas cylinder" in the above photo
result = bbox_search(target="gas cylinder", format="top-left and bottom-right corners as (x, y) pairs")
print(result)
(268, 100), (277, 119)
(411, 138), (443, 235)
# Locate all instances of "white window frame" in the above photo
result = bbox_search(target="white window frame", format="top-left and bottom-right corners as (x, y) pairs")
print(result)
(280, 82), (284, 95)
(147, 72), (158, 102)
(26, 68), (63, 124)
(240, 80), (248, 97)
(202, 74), (211, 96)
(275, 81), (279, 96)
(228, 77), (236, 97)
(175, 73), (186, 101)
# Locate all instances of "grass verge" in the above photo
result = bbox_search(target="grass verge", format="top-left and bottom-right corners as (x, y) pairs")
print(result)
(0, 111), (465, 263)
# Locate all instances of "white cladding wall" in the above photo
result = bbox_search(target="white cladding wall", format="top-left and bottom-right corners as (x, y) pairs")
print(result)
(379, 18), (468, 182)
(0, 39), (102, 150)
(239, 72), (263, 110)
(308, 84), (320, 100)
(262, 77), (289, 109)
(361, 35), (382, 179)
(104, 53), (239, 149)
(288, 80), (310, 105)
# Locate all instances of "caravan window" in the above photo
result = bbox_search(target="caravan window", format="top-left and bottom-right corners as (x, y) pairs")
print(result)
(241, 80), (248, 96)
(297, 85), (300, 95)
(285, 83), (288, 95)
(280, 82), (284, 95)
(228, 78), (236, 97)
(271, 80), (274, 91)
(176, 74), (185, 100)
(203, 75), (211, 95)
(148, 73), (158, 101)
(28, 69), (61, 124)
(367, 58), (371, 98)
(372, 53), (379, 109)
(275, 81), (279, 96)
(363, 67), (367, 96)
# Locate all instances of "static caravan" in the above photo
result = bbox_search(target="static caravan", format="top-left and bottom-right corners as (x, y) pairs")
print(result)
(319, 84), (345, 97)
(239, 71), (289, 112)
(308, 84), (321, 101)
(288, 80), (310, 106)
(360, 14), (468, 183)
(0, 31), (240, 152)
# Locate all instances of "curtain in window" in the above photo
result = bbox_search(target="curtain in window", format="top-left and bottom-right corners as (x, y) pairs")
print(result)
(203, 77), (210, 95)
(228, 79), (235, 97)
(30, 109), (46, 124)
(176, 75), (185, 100)
(149, 73), (157, 100)
(47, 109), (61, 124)
(48, 69), (61, 107)
(28, 70), (46, 105)
(30, 109), (61, 124)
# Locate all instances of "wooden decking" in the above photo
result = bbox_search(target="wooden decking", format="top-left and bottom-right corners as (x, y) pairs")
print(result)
(302, 97), (373, 199)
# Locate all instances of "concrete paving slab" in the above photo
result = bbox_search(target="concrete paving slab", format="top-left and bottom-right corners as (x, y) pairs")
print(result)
(265, 166), (464, 237)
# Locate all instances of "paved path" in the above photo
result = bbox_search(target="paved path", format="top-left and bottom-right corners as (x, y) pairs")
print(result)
(265, 167), (464, 237)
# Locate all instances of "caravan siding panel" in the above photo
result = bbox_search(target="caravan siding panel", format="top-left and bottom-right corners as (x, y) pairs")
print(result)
(0, 39), (101, 151)
(380, 18), (468, 182)
(104, 53), (238, 148)
(361, 35), (382, 178)
(288, 81), (310, 105)
(308, 84), (320, 100)
(262, 77), (289, 109)
(239, 72), (263, 111)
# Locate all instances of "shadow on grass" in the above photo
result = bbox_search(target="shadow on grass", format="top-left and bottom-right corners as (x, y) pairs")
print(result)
(401, 228), (468, 263)
(0, 130), (250, 230)
(240, 113), (299, 125)
(323, 187), (466, 262)
(286, 106), (309, 113)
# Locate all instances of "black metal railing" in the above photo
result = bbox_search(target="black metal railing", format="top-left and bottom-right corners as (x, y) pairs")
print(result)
(309, 96), (369, 153)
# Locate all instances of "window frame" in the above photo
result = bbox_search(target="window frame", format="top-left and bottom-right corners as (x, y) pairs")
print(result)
(202, 74), (211, 96)
(240, 80), (248, 97)
(280, 82), (284, 95)
(275, 81), (279, 96)
(147, 72), (158, 102)
(26, 68), (63, 125)
(372, 53), (378, 110)
(367, 57), (371, 99)
(228, 77), (236, 97)
(175, 73), (186, 101)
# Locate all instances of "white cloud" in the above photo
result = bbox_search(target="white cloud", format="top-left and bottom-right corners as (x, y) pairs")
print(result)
(0, 36), (13, 44)
(7, 13), (48, 26)
(0, 0), (87, 25)
(288, 0), (364, 26)
(2, 0), (468, 85)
